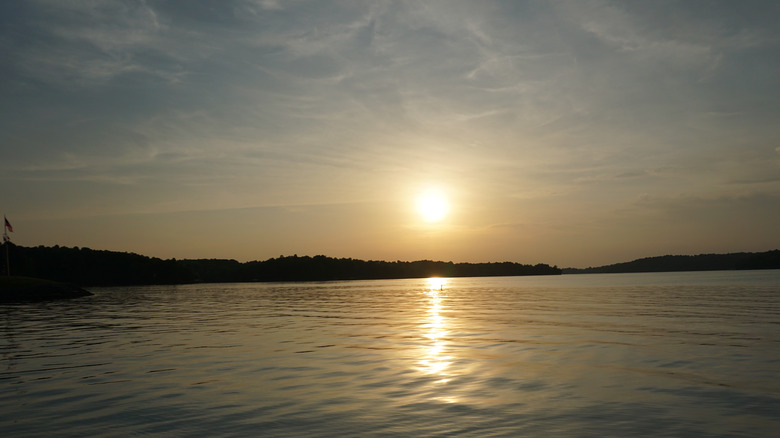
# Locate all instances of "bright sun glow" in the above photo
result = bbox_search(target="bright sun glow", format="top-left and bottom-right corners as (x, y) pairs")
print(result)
(417, 190), (449, 222)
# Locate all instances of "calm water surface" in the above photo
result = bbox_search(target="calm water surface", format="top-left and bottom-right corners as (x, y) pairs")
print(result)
(1, 271), (779, 437)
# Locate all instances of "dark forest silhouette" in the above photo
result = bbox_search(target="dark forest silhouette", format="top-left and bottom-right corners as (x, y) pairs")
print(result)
(4, 243), (777, 288)
(563, 250), (780, 274)
(1, 243), (561, 286)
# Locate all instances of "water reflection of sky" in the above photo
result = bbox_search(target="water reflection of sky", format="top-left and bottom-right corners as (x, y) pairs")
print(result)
(421, 278), (451, 382)
(4, 275), (779, 436)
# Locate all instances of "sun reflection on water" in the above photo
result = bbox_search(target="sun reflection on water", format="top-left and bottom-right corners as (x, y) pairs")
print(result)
(427, 277), (446, 292)
(420, 278), (452, 382)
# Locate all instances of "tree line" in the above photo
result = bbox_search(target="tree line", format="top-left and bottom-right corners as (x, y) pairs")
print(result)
(1, 243), (561, 286)
(562, 250), (780, 274)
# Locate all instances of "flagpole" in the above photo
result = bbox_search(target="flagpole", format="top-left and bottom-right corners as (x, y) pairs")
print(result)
(3, 215), (9, 276)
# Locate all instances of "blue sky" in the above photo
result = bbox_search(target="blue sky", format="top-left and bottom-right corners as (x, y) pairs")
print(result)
(1, 0), (779, 267)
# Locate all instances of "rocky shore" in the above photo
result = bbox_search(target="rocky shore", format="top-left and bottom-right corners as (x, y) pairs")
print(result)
(0, 277), (92, 303)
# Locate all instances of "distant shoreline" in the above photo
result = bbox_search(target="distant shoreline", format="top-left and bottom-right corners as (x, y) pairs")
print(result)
(2, 243), (778, 289)
(0, 243), (561, 287)
(563, 250), (780, 274)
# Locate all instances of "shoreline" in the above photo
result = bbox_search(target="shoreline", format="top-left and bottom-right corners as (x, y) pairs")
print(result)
(0, 276), (93, 303)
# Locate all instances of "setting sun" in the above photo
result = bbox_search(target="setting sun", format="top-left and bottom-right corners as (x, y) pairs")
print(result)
(417, 189), (450, 222)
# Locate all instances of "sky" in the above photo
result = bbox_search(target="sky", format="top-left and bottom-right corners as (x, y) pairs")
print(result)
(1, 0), (779, 268)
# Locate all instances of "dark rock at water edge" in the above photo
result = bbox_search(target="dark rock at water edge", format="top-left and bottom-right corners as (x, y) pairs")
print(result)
(0, 282), (92, 303)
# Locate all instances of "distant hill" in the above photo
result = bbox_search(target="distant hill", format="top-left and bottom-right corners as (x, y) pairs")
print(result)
(563, 250), (780, 274)
(0, 243), (561, 287)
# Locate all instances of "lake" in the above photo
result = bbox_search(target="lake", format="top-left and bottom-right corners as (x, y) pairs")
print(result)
(1, 270), (779, 437)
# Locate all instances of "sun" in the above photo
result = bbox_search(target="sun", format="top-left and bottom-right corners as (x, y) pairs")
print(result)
(417, 189), (450, 222)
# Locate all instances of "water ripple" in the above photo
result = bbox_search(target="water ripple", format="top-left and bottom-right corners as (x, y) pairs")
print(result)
(1, 271), (779, 437)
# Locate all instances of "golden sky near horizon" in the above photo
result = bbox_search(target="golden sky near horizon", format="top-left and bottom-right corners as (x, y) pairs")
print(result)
(1, 1), (779, 268)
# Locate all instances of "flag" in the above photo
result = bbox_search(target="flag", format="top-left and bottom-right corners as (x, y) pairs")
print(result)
(4, 216), (12, 233)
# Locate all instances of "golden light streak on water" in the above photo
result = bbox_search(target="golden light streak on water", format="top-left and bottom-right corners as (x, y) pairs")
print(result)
(421, 278), (452, 384)
(427, 277), (446, 292)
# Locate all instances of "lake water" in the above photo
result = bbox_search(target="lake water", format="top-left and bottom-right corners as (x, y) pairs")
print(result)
(1, 270), (779, 437)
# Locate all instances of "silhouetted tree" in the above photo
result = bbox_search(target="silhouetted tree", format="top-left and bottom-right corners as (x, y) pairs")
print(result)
(6, 244), (567, 286)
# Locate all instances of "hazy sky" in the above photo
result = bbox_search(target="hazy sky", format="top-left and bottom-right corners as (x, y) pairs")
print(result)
(2, 0), (779, 268)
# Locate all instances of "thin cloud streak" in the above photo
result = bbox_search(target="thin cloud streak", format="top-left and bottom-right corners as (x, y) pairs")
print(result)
(1, 0), (778, 267)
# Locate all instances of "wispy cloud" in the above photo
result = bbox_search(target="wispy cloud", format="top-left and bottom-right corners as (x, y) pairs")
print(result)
(1, 0), (778, 264)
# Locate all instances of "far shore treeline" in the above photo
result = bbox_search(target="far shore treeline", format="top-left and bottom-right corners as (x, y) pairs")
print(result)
(0, 243), (561, 287)
(563, 250), (780, 274)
